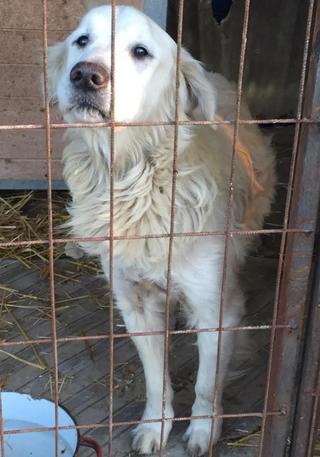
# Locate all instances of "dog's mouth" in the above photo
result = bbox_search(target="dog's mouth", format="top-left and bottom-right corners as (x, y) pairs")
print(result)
(68, 99), (109, 122)
(77, 101), (108, 120)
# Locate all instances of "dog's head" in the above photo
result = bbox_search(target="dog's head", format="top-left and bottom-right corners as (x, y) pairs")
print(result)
(48, 5), (216, 126)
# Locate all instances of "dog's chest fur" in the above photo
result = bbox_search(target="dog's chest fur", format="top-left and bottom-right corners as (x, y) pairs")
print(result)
(62, 129), (217, 269)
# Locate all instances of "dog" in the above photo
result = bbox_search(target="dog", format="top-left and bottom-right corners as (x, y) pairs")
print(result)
(48, 5), (275, 455)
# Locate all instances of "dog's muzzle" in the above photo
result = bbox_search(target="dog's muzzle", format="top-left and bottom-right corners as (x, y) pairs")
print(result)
(69, 61), (109, 119)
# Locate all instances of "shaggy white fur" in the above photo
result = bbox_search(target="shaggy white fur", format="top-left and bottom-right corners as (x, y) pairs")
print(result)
(48, 5), (275, 456)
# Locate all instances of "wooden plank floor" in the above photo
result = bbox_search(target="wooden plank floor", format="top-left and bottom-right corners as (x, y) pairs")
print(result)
(2, 125), (315, 456)
(0, 251), (276, 457)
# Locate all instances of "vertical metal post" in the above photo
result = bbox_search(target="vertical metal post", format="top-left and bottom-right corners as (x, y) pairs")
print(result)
(42, 1), (60, 456)
(108, 1), (116, 456)
(159, 0), (184, 454)
(259, 1), (320, 455)
(0, 388), (4, 457)
(290, 245), (320, 457)
(289, 5), (320, 453)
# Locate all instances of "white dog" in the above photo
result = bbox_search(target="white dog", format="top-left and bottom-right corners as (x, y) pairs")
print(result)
(48, 5), (275, 455)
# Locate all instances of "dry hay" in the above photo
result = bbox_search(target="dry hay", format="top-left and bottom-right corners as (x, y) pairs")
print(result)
(0, 190), (103, 390)
(223, 428), (320, 456)
(225, 430), (261, 450)
(0, 190), (68, 267)
(0, 190), (101, 273)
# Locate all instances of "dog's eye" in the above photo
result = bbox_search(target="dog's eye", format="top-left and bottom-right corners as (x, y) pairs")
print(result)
(75, 35), (89, 47)
(132, 45), (149, 59)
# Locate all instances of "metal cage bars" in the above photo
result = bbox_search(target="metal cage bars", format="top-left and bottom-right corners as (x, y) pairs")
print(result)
(0, 118), (318, 132)
(257, 0), (317, 455)
(42, 0), (60, 455)
(0, 1), (319, 457)
(257, 0), (320, 454)
(107, 2), (116, 456)
(208, 1), (251, 455)
(159, 0), (185, 454)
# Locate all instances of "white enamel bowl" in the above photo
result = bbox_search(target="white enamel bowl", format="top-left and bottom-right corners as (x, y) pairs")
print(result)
(1, 392), (102, 457)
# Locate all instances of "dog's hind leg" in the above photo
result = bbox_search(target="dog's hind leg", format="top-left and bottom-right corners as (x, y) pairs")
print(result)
(112, 270), (174, 454)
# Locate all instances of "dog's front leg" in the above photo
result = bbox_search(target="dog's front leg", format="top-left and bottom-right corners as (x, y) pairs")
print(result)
(183, 307), (224, 456)
(179, 255), (244, 456)
(112, 270), (174, 454)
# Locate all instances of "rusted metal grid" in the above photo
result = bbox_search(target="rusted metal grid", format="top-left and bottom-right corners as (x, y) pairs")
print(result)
(0, 1), (319, 457)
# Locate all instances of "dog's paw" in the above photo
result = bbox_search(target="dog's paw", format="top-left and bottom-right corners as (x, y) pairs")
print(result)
(132, 421), (172, 454)
(184, 418), (222, 456)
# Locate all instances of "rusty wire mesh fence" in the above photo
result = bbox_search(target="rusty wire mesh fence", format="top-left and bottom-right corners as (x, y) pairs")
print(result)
(0, 0), (319, 456)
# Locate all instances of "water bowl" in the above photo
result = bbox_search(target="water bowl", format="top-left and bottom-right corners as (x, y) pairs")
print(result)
(1, 392), (102, 457)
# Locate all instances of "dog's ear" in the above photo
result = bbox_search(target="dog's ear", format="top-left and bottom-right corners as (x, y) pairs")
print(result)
(180, 49), (217, 123)
(45, 41), (66, 105)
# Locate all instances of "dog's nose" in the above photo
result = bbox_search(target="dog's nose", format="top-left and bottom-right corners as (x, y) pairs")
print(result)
(70, 62), (109, 91)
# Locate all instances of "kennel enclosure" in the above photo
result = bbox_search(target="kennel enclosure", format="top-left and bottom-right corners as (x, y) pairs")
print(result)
(0, 1), (319, 457)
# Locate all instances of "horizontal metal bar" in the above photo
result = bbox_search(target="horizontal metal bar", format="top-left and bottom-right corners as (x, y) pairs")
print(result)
(0, 324), (293, 348)
(2, 410), (286, 436)
(0, 118), (319, 131)
(0, 228), (312, 248)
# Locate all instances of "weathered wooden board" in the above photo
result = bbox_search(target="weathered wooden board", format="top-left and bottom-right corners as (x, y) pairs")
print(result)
(167, 0), (308, 119)
(0, 0), (143, 30)
(0, 0), (144, 186)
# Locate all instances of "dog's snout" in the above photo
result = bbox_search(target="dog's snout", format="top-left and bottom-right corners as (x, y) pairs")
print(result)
(70, 62), (109, 91)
